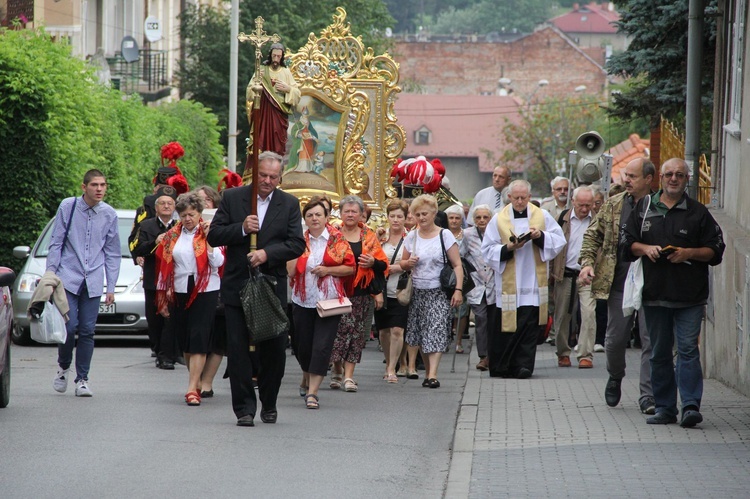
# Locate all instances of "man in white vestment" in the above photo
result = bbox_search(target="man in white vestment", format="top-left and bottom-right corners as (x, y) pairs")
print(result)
(481, 180), (566, 378)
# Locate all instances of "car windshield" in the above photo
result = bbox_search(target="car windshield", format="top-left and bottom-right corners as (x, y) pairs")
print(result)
(34, 216), (134, 258)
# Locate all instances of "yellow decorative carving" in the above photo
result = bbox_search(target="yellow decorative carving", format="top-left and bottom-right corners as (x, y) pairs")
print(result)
(278, 7), (405, 212)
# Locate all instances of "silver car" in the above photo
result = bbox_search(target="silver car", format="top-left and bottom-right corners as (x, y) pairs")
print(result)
(0, 266), (16, 407)
(11, 209), (148, 345)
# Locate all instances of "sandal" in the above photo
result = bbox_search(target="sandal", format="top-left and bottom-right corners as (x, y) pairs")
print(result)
(343, 378), (358, 392)
(299, 385), (308, 397)
(385, 373), (398, 384)
(185, 391), (201, 406)
(330, 374), (343, 390)
(456, 345), (464, 354)
(428, 378), (441, 389)
(421, 378), (430, 388)
(305, 394), (319, 409)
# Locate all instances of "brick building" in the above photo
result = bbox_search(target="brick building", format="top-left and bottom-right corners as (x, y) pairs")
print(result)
(394, 26), (608, 101)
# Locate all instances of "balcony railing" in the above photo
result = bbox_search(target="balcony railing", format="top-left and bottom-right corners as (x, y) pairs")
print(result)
(107, 49), (171, 102)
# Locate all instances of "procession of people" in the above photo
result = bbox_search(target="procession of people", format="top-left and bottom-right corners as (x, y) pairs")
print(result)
(42, 40), (724, 431)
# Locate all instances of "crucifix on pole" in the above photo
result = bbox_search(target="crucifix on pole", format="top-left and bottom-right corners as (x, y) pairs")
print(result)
(238, 16), (280, 251)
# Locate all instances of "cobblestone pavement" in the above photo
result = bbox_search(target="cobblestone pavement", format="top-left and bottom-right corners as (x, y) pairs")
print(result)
(445, 342), (750, 498)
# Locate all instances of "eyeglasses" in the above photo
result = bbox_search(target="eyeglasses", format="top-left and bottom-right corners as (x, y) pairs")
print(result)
(554, 187), (569, 192)
(156, 201), (175, 206)
(661, 172), (687, 179)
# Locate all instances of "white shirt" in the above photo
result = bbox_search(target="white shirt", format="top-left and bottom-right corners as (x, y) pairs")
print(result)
(481, 209), (566, 309)
(403, 229), (457, 289)
(171, 226), (224, 293)
(566, 210), (591, 270)
(291, 228), (344, 308)
(241, 191), (274, 236)
(468, 185), (505, 222)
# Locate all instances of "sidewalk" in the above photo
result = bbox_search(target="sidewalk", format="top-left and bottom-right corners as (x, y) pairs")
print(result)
(446, 342), (750, 498)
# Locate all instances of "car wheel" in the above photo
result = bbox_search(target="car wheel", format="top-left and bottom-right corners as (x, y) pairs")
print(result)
(11, 321), (31, 346)
(0, 340), (9, 408)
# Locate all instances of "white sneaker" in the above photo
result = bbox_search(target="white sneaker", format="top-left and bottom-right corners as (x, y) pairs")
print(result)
(594, 344), (605, 352)
(53, 368), (70, 393)
(75, 379), (93, 397)
(574, 344), (579, 352)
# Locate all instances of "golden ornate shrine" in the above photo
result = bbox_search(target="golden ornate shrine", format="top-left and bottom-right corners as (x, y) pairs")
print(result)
(247, 8), (405, 218)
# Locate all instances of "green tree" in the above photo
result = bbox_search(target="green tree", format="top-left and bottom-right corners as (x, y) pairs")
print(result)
(606, 0), (717, 138)
(494, 95), (633, 195)
(177, 1), (395, 172)
(0, 27), (223, 268)
(430, 0), (551, 35)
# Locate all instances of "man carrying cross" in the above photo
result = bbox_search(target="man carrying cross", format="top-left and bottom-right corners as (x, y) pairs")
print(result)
(246, 42), (301, 157)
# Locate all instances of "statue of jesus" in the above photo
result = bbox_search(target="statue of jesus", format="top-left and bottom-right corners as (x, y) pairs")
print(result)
(246, 42), (301, 157)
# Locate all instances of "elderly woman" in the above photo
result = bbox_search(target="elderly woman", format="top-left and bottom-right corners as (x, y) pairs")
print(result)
(445, 204), (470, 353)
(460, 204), (496, 371)
(330, 195), (389, 393)
(156, 191), (224, 406)
(375, 200), (410, 383)
(288, 196), (355, 409)
(400, 194), (463, 388)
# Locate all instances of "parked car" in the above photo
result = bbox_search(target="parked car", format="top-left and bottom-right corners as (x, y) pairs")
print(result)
(1, 266), (16, 407)
(11, 210), (148, 345)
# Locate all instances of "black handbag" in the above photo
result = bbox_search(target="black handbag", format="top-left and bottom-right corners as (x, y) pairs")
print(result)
(239, 267), (289, 343)
(439, 230), (476, 299)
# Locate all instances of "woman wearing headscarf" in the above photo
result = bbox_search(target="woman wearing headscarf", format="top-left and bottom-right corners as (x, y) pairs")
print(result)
(329, 195), (389, 393)
(156, 191), (224, 406)
(400, 194), (463, 388)
(445, 204), (470, 354)
(288, 196), (355, 409)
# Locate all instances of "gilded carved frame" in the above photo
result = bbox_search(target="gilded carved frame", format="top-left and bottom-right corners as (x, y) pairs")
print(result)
(283, 8), (405, 218)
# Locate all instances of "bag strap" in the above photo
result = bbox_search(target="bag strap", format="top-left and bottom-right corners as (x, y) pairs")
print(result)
(439, 229), (448, 264)
(639, 194), (652, 236)
(61, 198), (77, 257)
(476, 226), (483, 242)
(390, 236), (404, 265)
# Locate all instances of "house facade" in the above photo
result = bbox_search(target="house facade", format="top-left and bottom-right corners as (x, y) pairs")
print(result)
(704, 0), (750, 396)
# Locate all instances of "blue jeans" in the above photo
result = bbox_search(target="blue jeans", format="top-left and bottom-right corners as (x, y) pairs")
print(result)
(643, 304), (704, 417)
(57, 284), (101, 382)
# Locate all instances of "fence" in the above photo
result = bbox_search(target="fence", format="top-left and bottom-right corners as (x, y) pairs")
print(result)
(659, 117), (712, 205)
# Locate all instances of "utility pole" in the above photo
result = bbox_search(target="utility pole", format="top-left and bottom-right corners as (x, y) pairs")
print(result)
(684, 0), (704, 199)
(227, 0), (240, 172)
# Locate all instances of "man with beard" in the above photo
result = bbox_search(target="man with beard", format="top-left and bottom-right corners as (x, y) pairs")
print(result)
(246, 43), (301, 157)
(578, 158), (656, 414)
(541, 176), (570, 220)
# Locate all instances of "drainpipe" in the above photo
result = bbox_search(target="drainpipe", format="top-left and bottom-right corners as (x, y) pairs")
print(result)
(227, 0), (240, 172)
(684, 0), (704, 199)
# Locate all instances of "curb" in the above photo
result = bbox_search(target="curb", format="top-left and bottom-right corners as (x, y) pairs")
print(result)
(444, 344), (481, 498)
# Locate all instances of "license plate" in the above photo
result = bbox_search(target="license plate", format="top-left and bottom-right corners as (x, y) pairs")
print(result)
(99, 303), (116, 314)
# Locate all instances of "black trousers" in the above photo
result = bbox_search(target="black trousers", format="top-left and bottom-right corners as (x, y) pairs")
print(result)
(224, 304), (287, 419)
(488, 305), (540, 378)
(144, 289), (176, 361)
(292, 305), (341, 376)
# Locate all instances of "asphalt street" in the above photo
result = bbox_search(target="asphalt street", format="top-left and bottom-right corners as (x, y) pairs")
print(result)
(0, 336), (468, 498)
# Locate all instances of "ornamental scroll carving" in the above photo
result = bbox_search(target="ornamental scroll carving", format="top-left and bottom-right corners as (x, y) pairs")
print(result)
(282, 7), (405, 216)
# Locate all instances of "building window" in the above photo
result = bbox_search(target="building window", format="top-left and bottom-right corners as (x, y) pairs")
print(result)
(414, 126), (432, 145)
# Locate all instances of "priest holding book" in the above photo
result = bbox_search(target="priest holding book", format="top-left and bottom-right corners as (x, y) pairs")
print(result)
(481, 180), (566, 378)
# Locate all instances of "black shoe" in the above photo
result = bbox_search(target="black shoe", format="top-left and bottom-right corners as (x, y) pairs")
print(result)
(421, 378), (430, 387)
(200, 389), (214, 398)
(680, 409), (703, 428)
(647, 413), (678, 425)
(236, 415), (255, 427)
(155, 358), (175, 370)
(428, 378), (440, 388)
(175, 356), (186, 366)
(516, 368), (532, 379)
(151, 350), (157, 358)
(260, 408), (278, 424)
(604, 377), (622, 407)
(639, 397), (656, 415)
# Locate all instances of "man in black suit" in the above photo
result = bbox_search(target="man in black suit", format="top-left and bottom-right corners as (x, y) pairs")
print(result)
(207, 151), (305, 427)
(130, 187), (178, 368)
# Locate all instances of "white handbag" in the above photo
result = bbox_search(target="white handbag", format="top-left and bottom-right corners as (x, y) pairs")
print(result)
(316, 297), (353, 318)
(622, 195), (651, 316)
